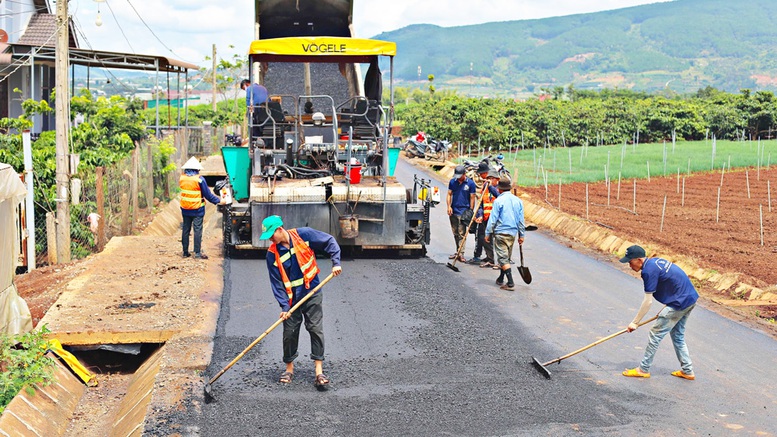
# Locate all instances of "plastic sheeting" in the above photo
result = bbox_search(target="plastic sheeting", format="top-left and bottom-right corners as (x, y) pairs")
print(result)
(0, 163), (32, 336)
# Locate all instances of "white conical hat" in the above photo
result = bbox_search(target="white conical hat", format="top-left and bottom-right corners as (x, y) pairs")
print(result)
(182, 157), (203, 170)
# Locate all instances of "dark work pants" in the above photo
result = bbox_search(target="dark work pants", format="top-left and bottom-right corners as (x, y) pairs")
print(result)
(181, 215), (204, 255)
(473, 221), (494, 263)
(250, 110), (263, 138)
(449, 214), (468, 254)
(283, 291), (325, 363)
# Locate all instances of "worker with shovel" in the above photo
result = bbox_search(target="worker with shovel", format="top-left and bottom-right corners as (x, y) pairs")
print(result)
(261, 215), (342, 388)
(620, 245), (698, 380)
(485, 177), (525, 291)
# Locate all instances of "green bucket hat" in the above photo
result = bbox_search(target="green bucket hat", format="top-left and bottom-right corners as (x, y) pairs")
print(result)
(260, 215), (283, 239)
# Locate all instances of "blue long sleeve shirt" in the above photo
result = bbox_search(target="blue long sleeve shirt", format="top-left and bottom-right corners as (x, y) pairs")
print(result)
(180, 174), (221, 217)
(245, 83), (269, 108)
(266, 227), (342, 312)
(485, 191), (526, 238)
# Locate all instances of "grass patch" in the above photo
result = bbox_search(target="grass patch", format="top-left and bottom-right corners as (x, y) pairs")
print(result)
(463, 138), (777, 187)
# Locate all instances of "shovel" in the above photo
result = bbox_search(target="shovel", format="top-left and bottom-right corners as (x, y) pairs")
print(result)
(531, 311), (661, 379)
(517, 244), (532, 284)
(204, 273), (335, 403)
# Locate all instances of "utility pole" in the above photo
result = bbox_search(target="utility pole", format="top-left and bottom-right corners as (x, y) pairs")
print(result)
(55, 0), (71, 263)
(212, 44), (217, 112)
(22, 130), (35, 270)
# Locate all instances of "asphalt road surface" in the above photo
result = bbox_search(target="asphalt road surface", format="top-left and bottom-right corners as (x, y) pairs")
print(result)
(157, 158), (777, 436)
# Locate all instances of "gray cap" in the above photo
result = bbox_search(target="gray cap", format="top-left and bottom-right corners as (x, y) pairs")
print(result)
(487, 169), (500, 179)
(453, 165), (466, 177)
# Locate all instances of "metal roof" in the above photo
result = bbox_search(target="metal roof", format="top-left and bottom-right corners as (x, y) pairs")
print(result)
(6, 44), (199, 73)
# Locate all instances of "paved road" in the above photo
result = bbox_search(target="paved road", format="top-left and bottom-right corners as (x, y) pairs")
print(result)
(159, 158), (777, 436)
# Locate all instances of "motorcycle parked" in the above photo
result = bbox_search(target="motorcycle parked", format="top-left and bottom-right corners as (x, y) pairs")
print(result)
(424, 137), (451, 162)
(404, 131), (451, 162)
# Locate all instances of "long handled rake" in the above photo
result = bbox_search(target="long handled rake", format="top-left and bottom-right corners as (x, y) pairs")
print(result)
(204, 273), (335, 402)
(532, 311), (661, 379)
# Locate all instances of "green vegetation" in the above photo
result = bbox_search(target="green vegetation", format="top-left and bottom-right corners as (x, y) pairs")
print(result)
(0, 326), (56, 414)
(375, 0), (777, 95)
(0, 91), (176, 259)
(395, 85), (777, 188)
(398, 87), (777, 146)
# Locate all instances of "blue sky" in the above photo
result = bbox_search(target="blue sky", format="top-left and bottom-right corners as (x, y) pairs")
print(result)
(71, 0), (670, 67)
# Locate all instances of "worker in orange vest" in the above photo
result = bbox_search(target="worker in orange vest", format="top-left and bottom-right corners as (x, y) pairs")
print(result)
(261, 215), (342, 389)
(179, 157), (224, 259)
(470, 166), (501, 268)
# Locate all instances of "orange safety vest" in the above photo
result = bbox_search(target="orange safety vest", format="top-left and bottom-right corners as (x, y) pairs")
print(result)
(479, 183), (494, 220)
(179, 174), (204, 210)
(268, 229), (320, 306)
(482, 193), (494, 220)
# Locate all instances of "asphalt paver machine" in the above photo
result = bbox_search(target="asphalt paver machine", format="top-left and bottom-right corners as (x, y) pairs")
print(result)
(220, 36), (437, 256)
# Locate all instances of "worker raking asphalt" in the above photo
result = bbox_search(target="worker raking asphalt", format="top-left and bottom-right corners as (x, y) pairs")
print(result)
(150, 256), (666, 435)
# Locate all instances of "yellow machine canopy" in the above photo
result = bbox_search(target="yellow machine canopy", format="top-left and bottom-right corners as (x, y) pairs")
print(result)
(248, 36), (396, 63)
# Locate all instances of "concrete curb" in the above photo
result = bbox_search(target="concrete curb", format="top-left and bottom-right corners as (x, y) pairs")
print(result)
(0, 353), (86, 437)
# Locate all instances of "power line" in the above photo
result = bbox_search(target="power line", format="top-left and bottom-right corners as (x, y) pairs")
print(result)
(0, 19), (63, 83)
(124, 0), (192, 63)
(105, 0), (135, 53)
(71, 15), (135, 93)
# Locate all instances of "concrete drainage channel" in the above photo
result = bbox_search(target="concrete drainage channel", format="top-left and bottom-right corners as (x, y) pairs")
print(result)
(0, 200), (224, 436)
(0, 340), (169, 436)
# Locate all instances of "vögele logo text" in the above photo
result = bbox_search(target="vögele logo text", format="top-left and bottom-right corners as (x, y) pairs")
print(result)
(301, 43), (346, 53)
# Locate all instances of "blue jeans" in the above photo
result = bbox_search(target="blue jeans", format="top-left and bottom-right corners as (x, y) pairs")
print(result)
(181, 215), (204, 255)
(640, 304), (695, 374)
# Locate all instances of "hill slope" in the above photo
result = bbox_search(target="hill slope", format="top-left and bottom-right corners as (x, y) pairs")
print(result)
(374, 0), (777, 95)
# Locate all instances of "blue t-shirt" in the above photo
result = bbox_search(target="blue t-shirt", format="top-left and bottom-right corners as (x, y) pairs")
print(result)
(245, 83), (269, 107)
(641, 258), (698, 310)
(448, 177), (477, 216)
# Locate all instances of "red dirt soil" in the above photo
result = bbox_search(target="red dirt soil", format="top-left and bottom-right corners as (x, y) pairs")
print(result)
(520, 167), (777, 318)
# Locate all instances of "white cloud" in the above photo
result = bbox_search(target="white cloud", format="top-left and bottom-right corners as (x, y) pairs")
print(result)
(72, 0), (669, 65)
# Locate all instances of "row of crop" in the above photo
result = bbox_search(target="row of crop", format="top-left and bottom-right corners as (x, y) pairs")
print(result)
(395, 88), (777, 150)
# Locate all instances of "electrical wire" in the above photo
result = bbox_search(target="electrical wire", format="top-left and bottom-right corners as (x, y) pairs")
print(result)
(124, 0), (193, 64)
(71, 15), (135, 92)
(104, 0), (135, 53)
(0, 19), (63, 83)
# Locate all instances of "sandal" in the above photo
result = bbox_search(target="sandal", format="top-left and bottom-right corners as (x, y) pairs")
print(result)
(314, 373), (330, 387)
(458, 255), (467, 262)
(622, 368), (650, 378)
(671, 370), (695, 380)
(448, 254), (457, 260)
(499, 284), (515, 291)
(479, 262), (494, 268)
(279, 371), (294, 384)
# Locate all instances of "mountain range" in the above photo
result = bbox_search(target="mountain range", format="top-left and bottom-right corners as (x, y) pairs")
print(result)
(373, 0), (777, 96)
